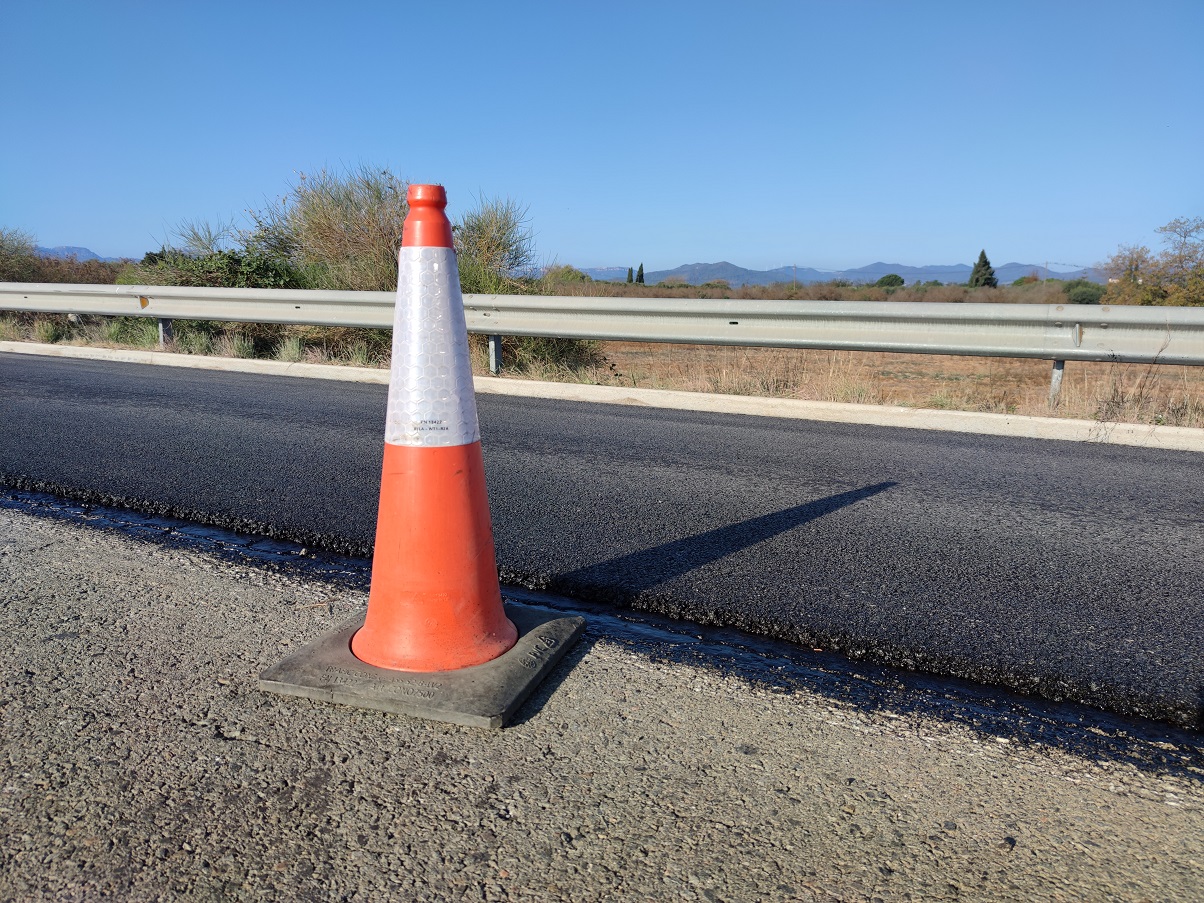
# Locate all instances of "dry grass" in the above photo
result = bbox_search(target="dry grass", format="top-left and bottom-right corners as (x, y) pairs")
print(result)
(575, 346), (1204, 431)
(490, 340), (1204, 428)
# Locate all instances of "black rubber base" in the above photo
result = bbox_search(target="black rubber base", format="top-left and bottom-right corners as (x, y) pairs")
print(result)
(258, 602), (585, 728)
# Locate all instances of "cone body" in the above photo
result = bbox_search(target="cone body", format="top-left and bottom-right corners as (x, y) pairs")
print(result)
(352, 186), (517, 671)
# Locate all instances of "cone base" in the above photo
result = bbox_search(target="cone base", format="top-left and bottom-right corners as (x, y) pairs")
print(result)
(259, 602), (584, 729)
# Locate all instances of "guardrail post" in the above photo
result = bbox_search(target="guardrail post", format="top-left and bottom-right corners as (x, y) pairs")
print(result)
(158, 318), (173, 348)
(488, 334), (502, 375)
(1049, 359), (1065, 406)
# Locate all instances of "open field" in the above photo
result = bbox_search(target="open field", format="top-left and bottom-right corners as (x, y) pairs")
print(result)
(493, 341), (1204, 429)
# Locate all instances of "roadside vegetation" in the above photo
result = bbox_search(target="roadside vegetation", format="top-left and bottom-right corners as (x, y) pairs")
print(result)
(0, 227), (126, 284)
(2, 181), (1202, 426)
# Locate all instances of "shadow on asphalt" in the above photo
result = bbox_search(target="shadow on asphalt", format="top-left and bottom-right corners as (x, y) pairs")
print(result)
(557, 482), (898, 595)
(5, 487), (1202, 785)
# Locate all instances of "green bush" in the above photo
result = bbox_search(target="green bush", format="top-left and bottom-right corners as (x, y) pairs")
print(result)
(1063, 279), (1105, 305)
(126, 248), (303, 289)
(542, 265), (591, 285)
(875, 273), (905, 288)
(101, 316), (159, 346)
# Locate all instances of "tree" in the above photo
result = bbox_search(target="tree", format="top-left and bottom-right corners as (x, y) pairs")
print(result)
(1154, 216), (1204, 306)
(1103, 244), (1160, 305)
(874, 273), (904, 288)
(1062, 279), (1104, 305)
(627, 266), (633, 283)
(968, 250), (998, 288)
(635, 263), (644, 284)
(1156, 216), (1204, 272)
(1103, 216), (1204, 306)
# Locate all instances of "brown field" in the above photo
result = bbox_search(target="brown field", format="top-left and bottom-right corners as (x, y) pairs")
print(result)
(499, 341), (1204, 428)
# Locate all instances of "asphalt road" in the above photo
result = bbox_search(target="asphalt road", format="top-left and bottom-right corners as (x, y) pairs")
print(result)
(2, 352), (1202, 727)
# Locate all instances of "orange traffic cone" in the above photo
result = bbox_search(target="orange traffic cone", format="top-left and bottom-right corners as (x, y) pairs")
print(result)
(351, 184), (518, 672)
(259, 183), (582, 727)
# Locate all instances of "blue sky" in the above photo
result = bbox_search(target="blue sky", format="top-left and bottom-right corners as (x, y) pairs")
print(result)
(3, 1), (1201, 272)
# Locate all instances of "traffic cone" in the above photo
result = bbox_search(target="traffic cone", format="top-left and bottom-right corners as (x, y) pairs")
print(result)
(351, 183), (518, 671)
(259, 184), (582, 727)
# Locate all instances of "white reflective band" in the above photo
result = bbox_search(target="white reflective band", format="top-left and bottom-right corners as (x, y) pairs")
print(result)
(384, 246), (480, 447)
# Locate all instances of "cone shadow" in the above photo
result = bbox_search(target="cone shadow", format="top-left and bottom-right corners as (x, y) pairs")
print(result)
(561, 481), (897, 595)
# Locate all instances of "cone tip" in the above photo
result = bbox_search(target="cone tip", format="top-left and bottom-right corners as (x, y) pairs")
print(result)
(402, 184), (454, 248)
(407, 183), (446, 206)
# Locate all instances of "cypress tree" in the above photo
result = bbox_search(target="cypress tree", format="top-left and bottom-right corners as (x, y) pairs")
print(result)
(636, 263), (644, 284)
(626, 266), (633, 283)
(969, 250), (998, 288)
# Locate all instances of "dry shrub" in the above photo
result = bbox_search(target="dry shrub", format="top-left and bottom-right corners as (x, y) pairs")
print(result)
(0, 228), (127, 284)
(455, 196), (535, 294)
(247, 165), (409, 292)
(899, 284), (973, 304)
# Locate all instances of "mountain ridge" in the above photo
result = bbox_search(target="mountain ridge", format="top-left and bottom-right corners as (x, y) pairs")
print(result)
(32, 245), (1104, 285)
(582, 260), (1103, 286)
(35, 246), (127, 263)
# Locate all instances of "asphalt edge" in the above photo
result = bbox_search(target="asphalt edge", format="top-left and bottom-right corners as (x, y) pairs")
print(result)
(4, 340), (1203, 453)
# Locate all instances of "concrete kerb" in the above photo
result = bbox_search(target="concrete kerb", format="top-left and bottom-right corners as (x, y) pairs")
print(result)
(4, 340), (1204, 453)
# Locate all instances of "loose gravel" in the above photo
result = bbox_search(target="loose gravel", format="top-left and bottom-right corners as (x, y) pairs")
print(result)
(2, 500), (1202, 901)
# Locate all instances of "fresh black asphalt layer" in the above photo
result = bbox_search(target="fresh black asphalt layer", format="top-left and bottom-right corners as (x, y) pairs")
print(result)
(2, 353), (1202, 727)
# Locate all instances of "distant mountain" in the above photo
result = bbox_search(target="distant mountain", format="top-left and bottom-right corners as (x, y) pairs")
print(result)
(645, 262), (805, 287)
(584, 261), (833, 286)
(580, 266), (631, 282)
(838, 261), (1101, 285)
(35, 245), (126, 263)
(602, 260), (1106, 287)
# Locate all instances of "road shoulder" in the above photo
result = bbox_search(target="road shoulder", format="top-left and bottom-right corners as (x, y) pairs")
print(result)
(2, 497), (1200, 900)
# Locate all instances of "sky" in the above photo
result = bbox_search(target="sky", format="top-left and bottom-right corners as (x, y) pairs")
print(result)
(2, 1), (1202, 273)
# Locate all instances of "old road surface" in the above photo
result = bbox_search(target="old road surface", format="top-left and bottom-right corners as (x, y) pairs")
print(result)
(1, 352), (1202, 728)
(3, 502), (1203, 900)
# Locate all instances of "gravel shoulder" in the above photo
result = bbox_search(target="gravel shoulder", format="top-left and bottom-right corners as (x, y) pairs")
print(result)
(2, 498), (1202, 902)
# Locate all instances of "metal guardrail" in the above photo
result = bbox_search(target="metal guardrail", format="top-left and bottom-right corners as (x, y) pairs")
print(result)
(4, 282), (1204, 400)
(0, 283), (396, 329)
